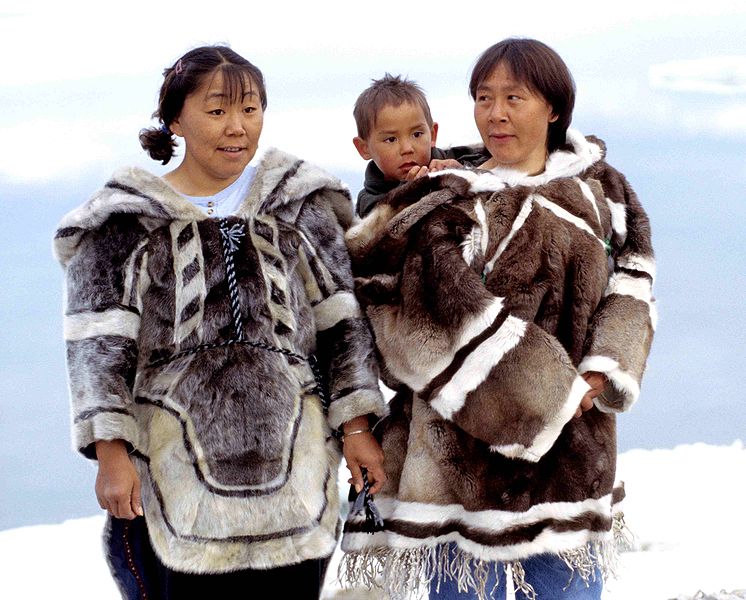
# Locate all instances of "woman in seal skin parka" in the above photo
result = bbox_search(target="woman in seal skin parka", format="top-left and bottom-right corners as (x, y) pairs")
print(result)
(55, 45), (387, 600)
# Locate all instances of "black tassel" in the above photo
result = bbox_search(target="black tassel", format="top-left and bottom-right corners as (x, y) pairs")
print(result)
(350, 468), (384, 533)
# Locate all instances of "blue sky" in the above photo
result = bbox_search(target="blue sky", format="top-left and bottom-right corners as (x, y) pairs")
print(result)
(1, 2), (745, 529)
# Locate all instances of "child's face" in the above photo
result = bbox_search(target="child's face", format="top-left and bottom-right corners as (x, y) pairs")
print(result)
(353, 102), (438, 181)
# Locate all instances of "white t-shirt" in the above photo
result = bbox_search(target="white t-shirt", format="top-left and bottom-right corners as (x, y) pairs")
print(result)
(182, 165), (256, 217)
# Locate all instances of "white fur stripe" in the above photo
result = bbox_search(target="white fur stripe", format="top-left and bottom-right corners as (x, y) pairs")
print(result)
(605, 272), (652, 302)
(490, 375), (590, 461)
(461, 225), (482, 266)
(606, 198), (627, 237)
(343, 492), (616, 559)
(618, 254), (656, 279)
(121, 238), (148, 309)
(605, 271), (657, 330)
(533, 195), (605, 248)
(474, 199), (489, 256)
(363, 493), (614, 532)
(405, 297), (505, 392)
(575, 177), (601, 226)
(483, 194), (534, 276)
(313, 291), (361, 332)
(64, 309), (139, 341)
(578, 355), (641, 412)
(430, 316), (527, 420)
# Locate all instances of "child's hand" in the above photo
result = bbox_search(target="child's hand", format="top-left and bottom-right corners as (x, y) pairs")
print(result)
(575, 371), (607, 418)
(403, 165), (430, 181)
(428, 158), (463, 172)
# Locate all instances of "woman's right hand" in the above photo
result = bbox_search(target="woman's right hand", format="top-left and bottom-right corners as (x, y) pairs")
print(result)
(94, 439), (143, 519)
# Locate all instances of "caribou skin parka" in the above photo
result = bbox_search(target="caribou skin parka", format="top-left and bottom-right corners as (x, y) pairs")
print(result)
(340, 130), (656, 598)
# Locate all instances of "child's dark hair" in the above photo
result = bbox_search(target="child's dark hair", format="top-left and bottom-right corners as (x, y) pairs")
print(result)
(353, 74), (433, 140)
(139, 45), (267, 165)
(469, 38), (575, 153)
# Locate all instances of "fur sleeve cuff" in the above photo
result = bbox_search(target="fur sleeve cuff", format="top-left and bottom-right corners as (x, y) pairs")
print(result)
(327, 388), (388, 431)
(578, 355), (640, 413)
(73, 410), (141, 460)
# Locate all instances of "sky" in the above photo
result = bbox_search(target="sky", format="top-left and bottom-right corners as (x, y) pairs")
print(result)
(2, 442), (745, 599)
(1, 1), (745, 531)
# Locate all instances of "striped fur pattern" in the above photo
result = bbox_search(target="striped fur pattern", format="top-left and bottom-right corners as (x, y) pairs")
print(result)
(54, 148), (386, 574)
(340, 131), (655, 596)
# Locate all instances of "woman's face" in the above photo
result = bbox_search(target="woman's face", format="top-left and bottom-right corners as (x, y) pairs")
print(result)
(474, 62), (557, 175)
(170, 69), (264, 194)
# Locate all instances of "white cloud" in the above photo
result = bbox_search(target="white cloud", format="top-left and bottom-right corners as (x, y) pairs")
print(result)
(650, 56), (746, 94)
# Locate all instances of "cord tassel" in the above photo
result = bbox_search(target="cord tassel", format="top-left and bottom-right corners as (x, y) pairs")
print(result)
(350, 468), (384, 533)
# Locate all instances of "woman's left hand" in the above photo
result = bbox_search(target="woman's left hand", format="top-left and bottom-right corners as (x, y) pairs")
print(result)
(341, 417), (386, 495)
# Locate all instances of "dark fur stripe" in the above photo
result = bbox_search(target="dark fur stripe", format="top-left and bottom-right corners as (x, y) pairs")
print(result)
(259, 160), (302, 213)
(345, 511), (612, 545)
(176, 223), (194, 248)
(65, 303), (141, 316)
(74, 406), (133, 424)
(55, 226), (83, 239)
(420, 305), (509, 401)
(617, 266), (653, 282)
(104, 182), (171, 218)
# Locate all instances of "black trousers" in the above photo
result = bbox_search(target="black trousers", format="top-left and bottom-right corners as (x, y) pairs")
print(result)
(105, 516), (330, 600)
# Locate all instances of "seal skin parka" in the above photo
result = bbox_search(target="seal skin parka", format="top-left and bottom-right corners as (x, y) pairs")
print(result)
(340, 131), (656, 596)
(54, 148), (387, 577)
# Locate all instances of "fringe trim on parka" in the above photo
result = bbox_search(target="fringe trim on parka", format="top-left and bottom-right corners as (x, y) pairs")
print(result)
(337, 513), (632, 600)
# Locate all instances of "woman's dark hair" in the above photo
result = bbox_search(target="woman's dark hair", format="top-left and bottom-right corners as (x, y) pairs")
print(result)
(139, 45), (267, 165)
(469, 38), (575, 153)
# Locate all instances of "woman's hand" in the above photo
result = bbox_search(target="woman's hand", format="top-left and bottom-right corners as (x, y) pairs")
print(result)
(575, 371), (607, 418)
(95, 439), (143, 519)
(341, 416), (386, 495)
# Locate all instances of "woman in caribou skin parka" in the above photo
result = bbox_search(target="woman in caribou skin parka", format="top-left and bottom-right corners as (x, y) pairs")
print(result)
(340, 38), (656, 600)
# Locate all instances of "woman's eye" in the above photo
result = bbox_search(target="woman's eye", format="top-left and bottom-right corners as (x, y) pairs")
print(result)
(244, 106), (256, 113)
(209, 109), (225, 115)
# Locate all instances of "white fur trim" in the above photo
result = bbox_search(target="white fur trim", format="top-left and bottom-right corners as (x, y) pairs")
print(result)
(343, 492), (615, 561)
(399, 297), (505, 392)
(484, 194), (535, 275)
(64, 309), (139, 341)
(490, 375), (590, 461)
(313, 291), (361, 332)
(577, 355), (641, 412)
(461, 225), (482, 266)
(618, 254), (657, 280)
(605, 271), (657, 330)
(430, 316), (526, 420)
(533, 195), (605, 248)
(606, 198), (628, 238)
(575, 177), (601, 226)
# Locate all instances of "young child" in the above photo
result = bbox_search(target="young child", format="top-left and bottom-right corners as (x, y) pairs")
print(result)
(352, 74), (485, 218)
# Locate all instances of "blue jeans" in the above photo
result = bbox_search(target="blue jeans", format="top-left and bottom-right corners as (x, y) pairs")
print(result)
(429, 545), (603, 600)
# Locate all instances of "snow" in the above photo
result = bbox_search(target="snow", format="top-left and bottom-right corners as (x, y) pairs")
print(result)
(1, 442), (744, 600)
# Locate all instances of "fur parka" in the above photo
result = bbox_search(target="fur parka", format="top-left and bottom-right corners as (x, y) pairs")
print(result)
(54, 148), (386, 575)
(340, 131), (655, 597)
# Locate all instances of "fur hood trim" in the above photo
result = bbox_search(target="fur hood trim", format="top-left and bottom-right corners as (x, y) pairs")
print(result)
(55, 147), (352, 265)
